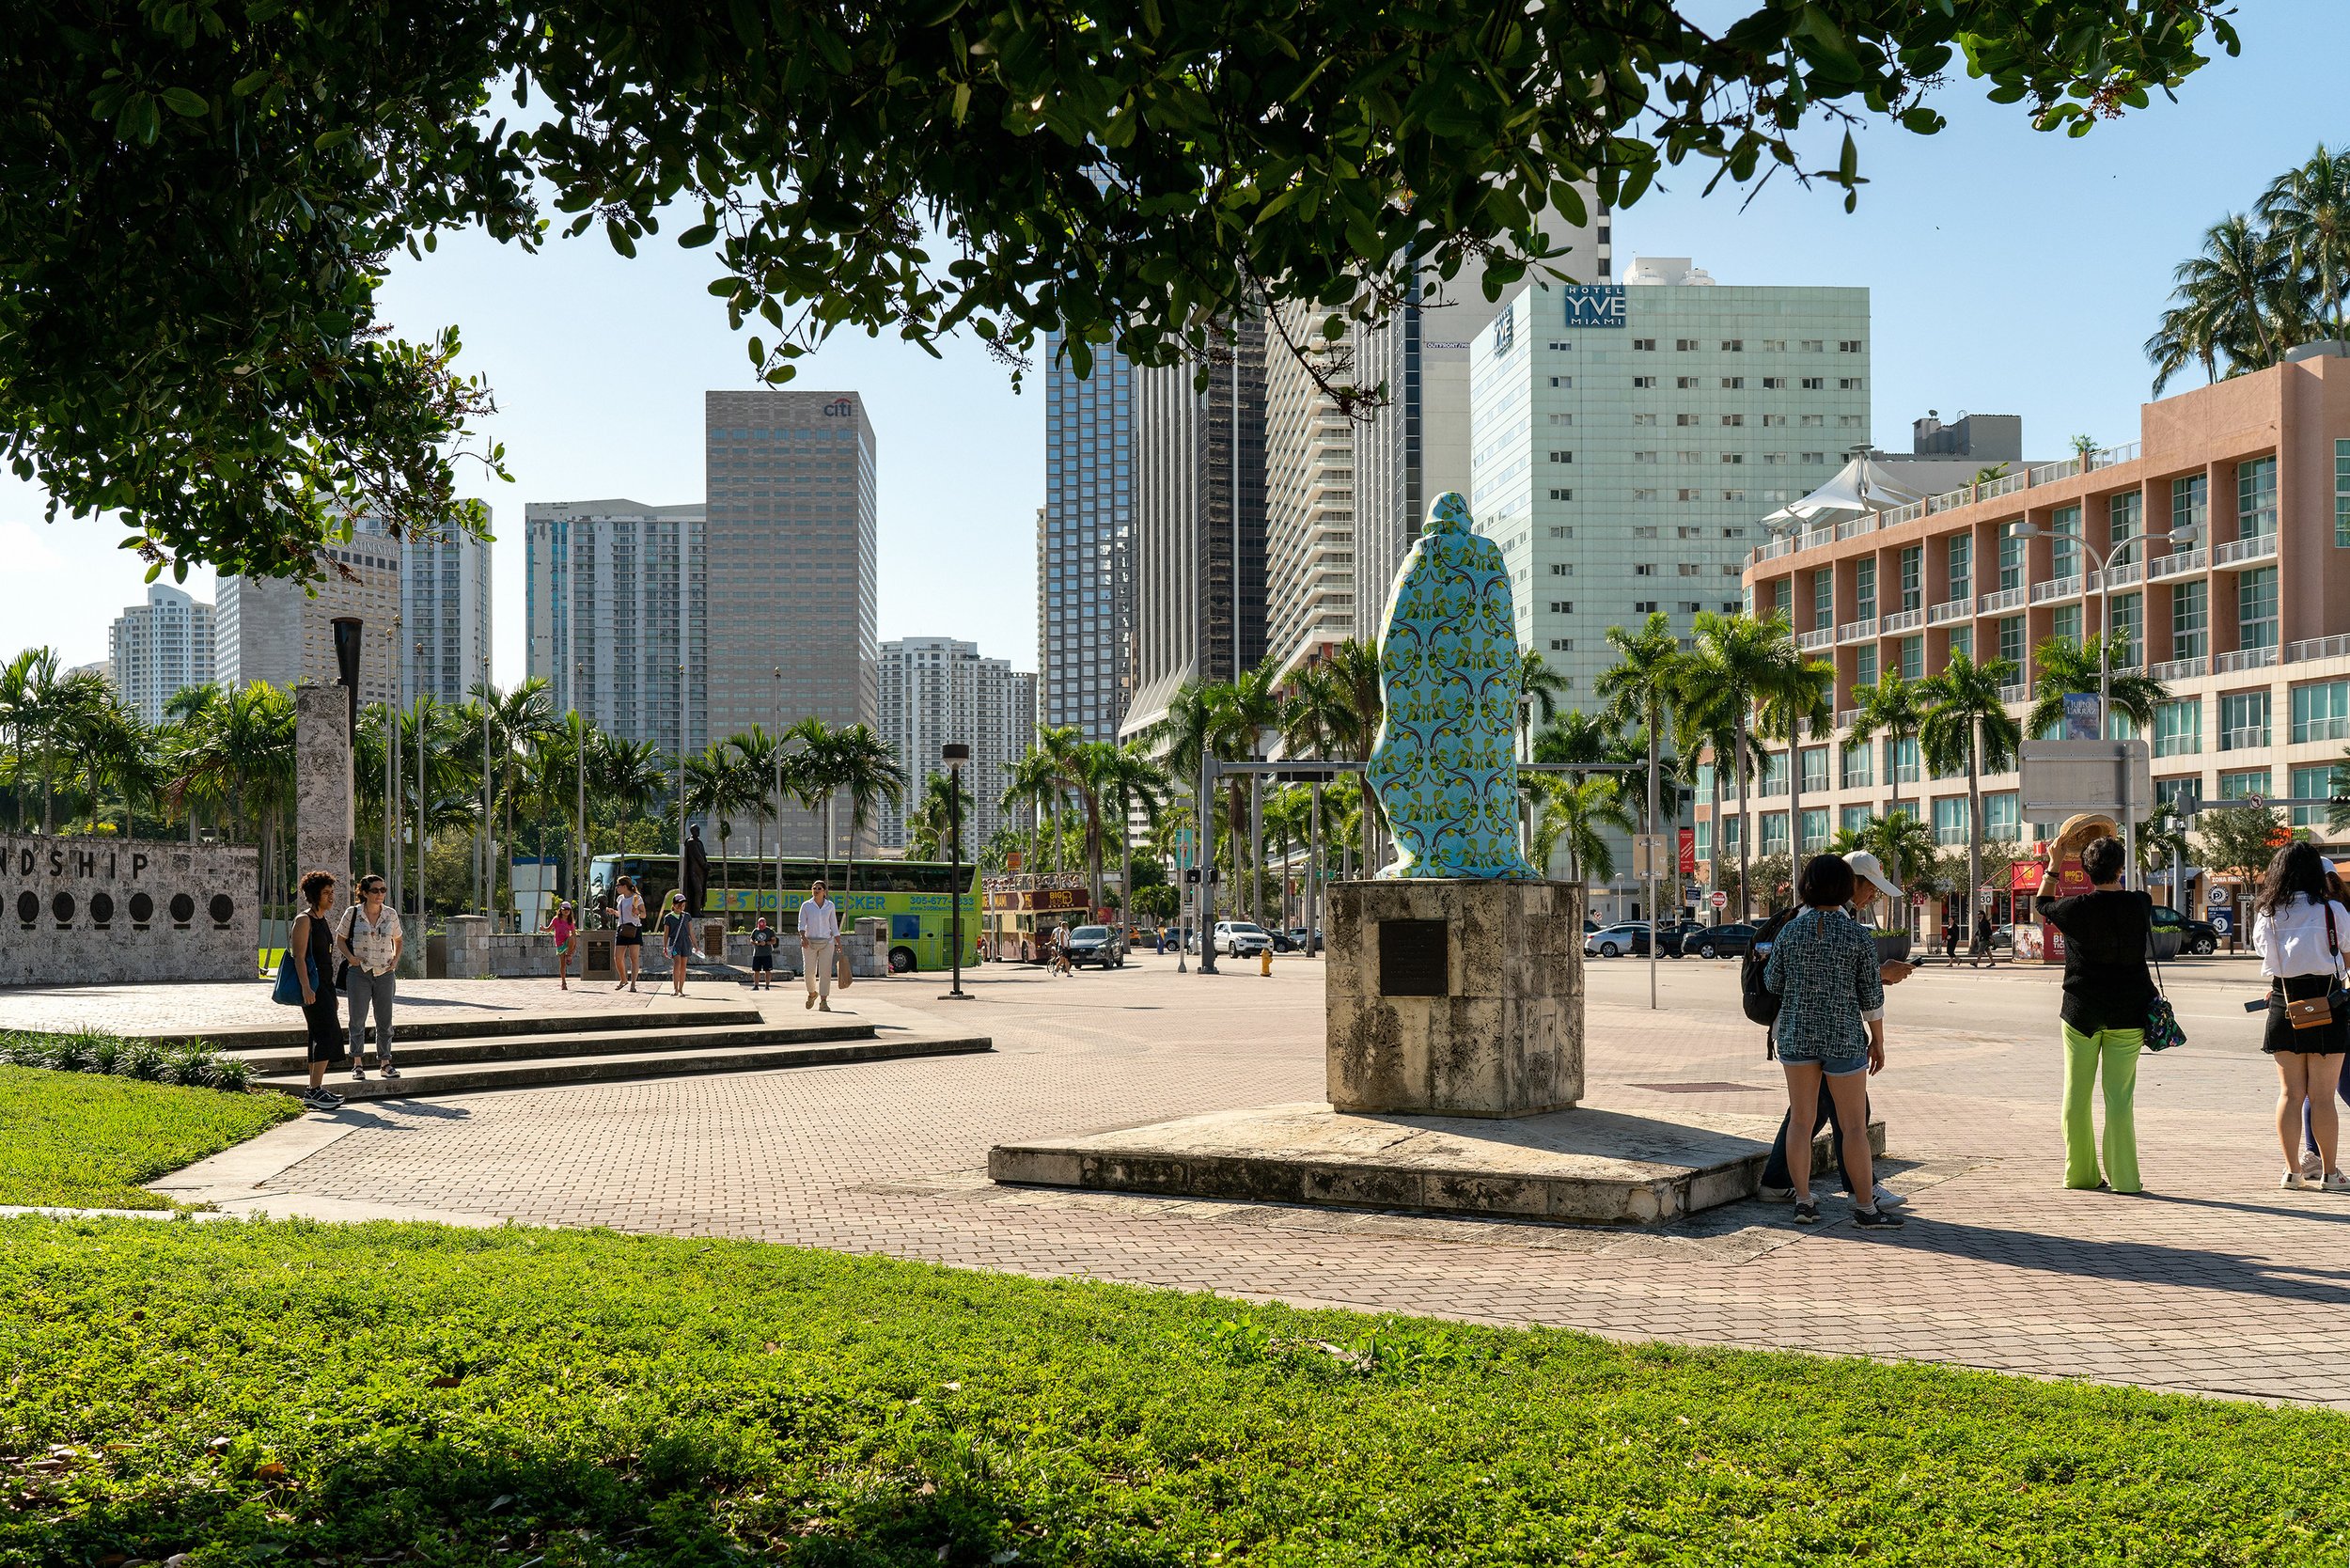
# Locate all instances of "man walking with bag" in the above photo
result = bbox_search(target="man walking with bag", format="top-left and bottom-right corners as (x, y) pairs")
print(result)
(797, 879), (841, 1012)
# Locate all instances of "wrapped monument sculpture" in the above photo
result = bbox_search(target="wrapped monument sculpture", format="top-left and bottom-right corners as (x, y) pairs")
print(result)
(1328, 492), (1582, 1117)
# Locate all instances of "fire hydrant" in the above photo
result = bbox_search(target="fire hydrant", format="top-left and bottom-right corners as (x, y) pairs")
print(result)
(1260, 948), (1273, 977)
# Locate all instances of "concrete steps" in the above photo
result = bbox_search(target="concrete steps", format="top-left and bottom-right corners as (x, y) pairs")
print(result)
(133, 1005), (768, 1053)
(222, 1019), (880, 1076)
(258, 1028), (991, 1101)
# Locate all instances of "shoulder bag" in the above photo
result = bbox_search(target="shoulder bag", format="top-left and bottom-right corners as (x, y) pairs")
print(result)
(2285, 904), (2348, 1029)
(2143, 937), (2187, 1051)
(273, 918), (320, 1007)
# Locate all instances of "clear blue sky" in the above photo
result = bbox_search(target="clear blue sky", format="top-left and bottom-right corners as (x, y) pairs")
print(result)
(5, 1), (2344, 682)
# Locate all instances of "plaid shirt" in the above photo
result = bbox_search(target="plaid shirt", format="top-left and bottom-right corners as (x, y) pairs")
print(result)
(1762, 906), (1885, 1059)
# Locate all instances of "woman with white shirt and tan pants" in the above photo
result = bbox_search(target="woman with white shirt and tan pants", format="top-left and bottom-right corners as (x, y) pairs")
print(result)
(2252, 841), (2350, 1191)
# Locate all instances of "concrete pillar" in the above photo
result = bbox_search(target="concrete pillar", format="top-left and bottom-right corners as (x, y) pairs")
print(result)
(294, 684), (353, 902)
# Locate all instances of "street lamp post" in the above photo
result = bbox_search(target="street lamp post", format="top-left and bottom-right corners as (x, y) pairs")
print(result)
(479, 655), (494, 923)
(413, 640), (426, 928)
(774, 667), (785, 926)
(573, 662), (588, 911)
(940, 743), (973, 1000)
(388, 612), (400, 915)
(2013, 514), (2201, 886)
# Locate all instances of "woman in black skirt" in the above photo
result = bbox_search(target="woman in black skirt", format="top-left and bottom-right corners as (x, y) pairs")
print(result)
(2252, 842), (2350, 1191)
(290, 869), (346, 1112)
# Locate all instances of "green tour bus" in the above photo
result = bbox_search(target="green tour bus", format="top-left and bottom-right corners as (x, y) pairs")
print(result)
(587, 854), (980, 974)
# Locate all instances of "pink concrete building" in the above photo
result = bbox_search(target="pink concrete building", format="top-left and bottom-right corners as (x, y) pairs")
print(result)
(1725, 345), (2350, 920)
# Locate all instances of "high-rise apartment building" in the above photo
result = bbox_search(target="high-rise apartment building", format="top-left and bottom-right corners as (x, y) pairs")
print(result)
(389, 520), (494, 705)
(525, 499), (707, 765)
(1037, 335), (1135, 742)
(1354, 201), (1608, 616)
(107, 583), (215, 724)
(1262, 312), (1359, 680)
(873, 637), (1034, 850)
(1470, 258), (1870, 706)
(704, 390), (879, 856)
(216, 530), (403, 707)
(1121, 317), (1269, 740)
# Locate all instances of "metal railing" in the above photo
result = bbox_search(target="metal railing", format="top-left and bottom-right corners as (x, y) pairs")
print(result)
(2029, 574), (2084, 604)
(1796, 627), (1835, 652)
(1837, 617), (1878, 644)
(1882, 607), (1923, 633)
(2287, 632), (2350, 664)
(2148, 547), (2207, 581)
(2214, 534), (2280, 567)
(2151, 655), (2206, 683)
(1835, 515), (1875, 540)
(1755, 536), (1794, 561)
(2216, 645), (2279, 673)
(1978, 587), (2026, 614)
(1802, 526), (1837, 553)
(1928, 598), (1970, 625)
(1998, 683), (2029, 705)
(1835, 709), (1859, 729)
(1743, 442), (2146, 567)
(2094, 560), (2142, 589)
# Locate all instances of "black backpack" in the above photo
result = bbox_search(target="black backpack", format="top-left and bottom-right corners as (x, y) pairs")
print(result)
(1739, 906), (1798, 1027)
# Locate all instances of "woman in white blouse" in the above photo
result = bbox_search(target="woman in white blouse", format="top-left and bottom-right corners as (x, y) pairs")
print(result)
(2251, 841), (2350, 1191)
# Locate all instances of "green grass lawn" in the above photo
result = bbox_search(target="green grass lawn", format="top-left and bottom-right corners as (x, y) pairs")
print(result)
(5, 1218), (2347, 1566)
(0, 1065), (296, 1209)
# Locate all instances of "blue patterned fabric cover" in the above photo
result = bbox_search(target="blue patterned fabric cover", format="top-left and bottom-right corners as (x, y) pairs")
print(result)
(1365, 491), (1541, 880)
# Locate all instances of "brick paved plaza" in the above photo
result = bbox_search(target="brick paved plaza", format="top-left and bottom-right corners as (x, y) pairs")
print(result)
(46, 952), (2350, 1406)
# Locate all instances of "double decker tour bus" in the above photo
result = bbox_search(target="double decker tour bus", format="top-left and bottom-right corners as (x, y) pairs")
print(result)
(587, 854), (980, 974)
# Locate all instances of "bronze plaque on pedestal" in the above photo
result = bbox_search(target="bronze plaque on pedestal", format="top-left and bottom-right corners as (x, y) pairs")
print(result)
(1378, 918), (1449, 996)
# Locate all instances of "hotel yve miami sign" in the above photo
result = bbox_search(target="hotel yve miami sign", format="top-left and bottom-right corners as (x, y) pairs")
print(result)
(1559, 285), (1626, 328)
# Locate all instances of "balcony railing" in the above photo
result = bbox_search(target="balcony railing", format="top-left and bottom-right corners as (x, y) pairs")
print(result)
(1882, 607), (1924, 633)
(2216, 645), (2279, 673)
(1928, 598), (1971, 625)
(1755, 537), (1794, 562)
(1802, 526), (1837, 553)
(1796, 627), (1835, 652)
(1837, 618), (1878, 644)
(2151, 655), (2206, 683)
(2148, 547), (2207, 582)
(1835, 709), (1859, 729)
(1741, 441), (2147, 560)
(1835, 515), (1875, 540)
(2215, 534), (2280, 568)
(1978, 587), (2027, 614)
(2287, 632), (2350, 664)
(2092, 560), (2143, 589)
(2029, 574), (2084, 604)
(1998, 682), (2029, 705)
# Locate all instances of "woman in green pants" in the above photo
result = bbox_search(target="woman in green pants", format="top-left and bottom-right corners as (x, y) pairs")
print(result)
(2033, 833), (2156, 1193)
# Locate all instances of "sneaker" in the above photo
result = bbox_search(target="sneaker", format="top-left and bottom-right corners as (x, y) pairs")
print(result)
(2326, 1172), (2350, 1194)
(381, 1064), (401, 1080)
(2303, 1150), (2324, 1182)
(818, 1000), (831, 1012)
(2282, 1169), (2312, 1190)
(806, 993), (817, 1011)
(1868, 1184), (1906, 1208)
(303, 1089), (341, 1111)
(1852, 1206), (1906, 1230)
(1757, 1184), (1794, 1203)
(1793, 1200), (1820, 1225)
(351, 1065), (368, 1081)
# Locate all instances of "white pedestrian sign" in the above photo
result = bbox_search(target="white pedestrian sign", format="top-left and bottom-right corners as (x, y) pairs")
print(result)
(1709, 890), (1729, 910)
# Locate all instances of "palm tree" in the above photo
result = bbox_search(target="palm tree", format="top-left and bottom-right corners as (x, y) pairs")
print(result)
(684, 742), (764, 914)
(1221, 659), (1285, 922)
(1919, 651), (2024, 919)
(1756, 630), (1833, 864)
(2023, 635), (2169, 742)
(824, 724), (905, 893)
(1093, 742), (1169, 915)
(1320, 637), (1386, 873)
(589, 731), (669, 858)
(472, 676), (559, 921)
(1530, 775), (1636, 886)
(1845, 670), (1932, 831)
(2262, 145), (2350, 339)
(0, 649), (60, 832)
(904, 769), (975, 860)
(2148, 213), (2298, 390)
(1514, 649), (1572, 766)
(1856, 811), (1935, 910)
(1593, 611), (1684, 901)
(1686, 611), (1783, 917)
(726, 725), (787, 886)
(998, 745), (1061, 874)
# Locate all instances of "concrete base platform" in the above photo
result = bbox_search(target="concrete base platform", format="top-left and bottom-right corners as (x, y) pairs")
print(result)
(989, 1101), (1886, 1226)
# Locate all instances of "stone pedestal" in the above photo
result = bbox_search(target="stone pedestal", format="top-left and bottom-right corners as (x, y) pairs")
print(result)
(1325, 879), (1582, 1118)
(293, 684), (353, 899)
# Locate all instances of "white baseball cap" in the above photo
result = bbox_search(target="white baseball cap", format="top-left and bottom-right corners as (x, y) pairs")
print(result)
(1842, 850), (1904, 902)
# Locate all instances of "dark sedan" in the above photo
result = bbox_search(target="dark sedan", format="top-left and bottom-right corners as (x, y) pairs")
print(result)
(1061, 924), (1125, 968)
(1675, 922), (1761, 960)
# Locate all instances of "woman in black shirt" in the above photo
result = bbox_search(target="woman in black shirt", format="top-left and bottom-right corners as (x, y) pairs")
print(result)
(2033, 834), (2154, 1195)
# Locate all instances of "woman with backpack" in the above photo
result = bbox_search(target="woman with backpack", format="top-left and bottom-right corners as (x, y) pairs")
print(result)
(2253, 841), (2350, 1191)
(1762, 854), (1901, 1229)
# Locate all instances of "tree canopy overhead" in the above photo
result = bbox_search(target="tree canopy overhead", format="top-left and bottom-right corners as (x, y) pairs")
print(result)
(6, 0), (2236, 579)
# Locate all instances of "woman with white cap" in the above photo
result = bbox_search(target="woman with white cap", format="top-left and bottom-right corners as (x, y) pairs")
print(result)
(2253, 841), (2350, 1191)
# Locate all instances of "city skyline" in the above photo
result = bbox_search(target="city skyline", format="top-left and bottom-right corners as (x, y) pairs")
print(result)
(2, 1), (2344, 685)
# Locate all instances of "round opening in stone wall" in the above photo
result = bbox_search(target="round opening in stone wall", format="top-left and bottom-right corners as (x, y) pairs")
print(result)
(90, 892), (115, 926)
(15, 890), (36, 925)
(129, 891), (155, 924)
(169, 892), (196, 925)
(209, 893), (234, 926)
(52, 892), (75, 925)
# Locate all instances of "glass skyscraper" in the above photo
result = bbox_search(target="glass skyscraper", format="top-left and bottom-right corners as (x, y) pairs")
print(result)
(1037, 333), (1134, 743)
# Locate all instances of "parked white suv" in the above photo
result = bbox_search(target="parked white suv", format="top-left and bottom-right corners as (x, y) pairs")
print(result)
(1212, 920), (1275, 957)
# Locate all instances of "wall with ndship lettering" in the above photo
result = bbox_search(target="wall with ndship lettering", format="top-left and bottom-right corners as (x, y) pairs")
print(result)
(1, 836), (259, 985)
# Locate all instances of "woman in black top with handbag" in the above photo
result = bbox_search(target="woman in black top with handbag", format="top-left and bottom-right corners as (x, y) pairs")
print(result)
(289, 869), (347, 1112)
(2032, 830), (2155, 1195)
